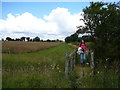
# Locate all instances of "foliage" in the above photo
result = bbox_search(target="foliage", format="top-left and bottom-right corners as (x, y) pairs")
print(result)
(26, 37), (30, 41)
(71, 42), (80, 46)
(80, 2), (120, 64)
(81, 36), (93, 42)
(6, 37), (14, 41)
(3, 36), (63, 42)
(33, 36), (40, 42)
(21, 37), (26, 41)
(65, 33), (78, 43)
(65, 33), (93, 43)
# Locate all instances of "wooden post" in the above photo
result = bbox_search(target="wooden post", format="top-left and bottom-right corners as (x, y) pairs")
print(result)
(65, 50), (77, 77)
(72, 54), (74, 70)
(65, 52), (69, 77)
(73, 52), (76, 69)
(74, 50), (76, 68)
(8, 48), (10, 54)
(70, 55), (73, 71)
(90, 50), (95, 75)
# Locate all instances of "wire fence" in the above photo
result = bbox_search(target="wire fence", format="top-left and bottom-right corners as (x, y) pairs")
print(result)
(65, 49), (77, 77)
(65, 47), (119, 88)
(65, 49), (95, 77)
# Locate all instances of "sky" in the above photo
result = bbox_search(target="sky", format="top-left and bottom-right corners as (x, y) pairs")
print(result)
(0, 1), (116, 41)
(0, 2), (91, 40)
(2, 2), (90, 20)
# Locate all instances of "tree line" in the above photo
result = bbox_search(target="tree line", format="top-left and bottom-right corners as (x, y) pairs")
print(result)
(65, 32), (93, 43)
(2, 36), (63, 42)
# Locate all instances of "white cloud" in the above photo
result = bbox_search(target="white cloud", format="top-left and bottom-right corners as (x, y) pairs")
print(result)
(0, 7), (84, 40)
(44, 7), (84, 34)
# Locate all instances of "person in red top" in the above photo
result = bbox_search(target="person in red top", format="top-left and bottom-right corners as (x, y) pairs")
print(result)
(79, 40), (88, 65)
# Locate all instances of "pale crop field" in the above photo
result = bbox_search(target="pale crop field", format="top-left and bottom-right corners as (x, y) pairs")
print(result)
(2, 41), (63, 53)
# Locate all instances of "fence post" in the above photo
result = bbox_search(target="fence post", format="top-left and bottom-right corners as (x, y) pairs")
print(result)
(65, 52), (69, 77)
(8, 48), (10, 54)
(65, 50), (77, 77)
(73, 51), (76, 69)
(70, 54), (73, 71)
(90, 50), (95, 75)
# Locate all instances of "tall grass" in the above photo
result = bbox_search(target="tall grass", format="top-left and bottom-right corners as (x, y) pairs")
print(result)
(75, 43), (119, 88)
(78, 69), (119, 88)
(75, 57), (119, 88)
(3, 43), (75, 88)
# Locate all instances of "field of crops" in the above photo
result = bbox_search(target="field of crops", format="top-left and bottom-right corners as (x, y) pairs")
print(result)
(2, 42), (75, 88)
(2, 41), (62, 53)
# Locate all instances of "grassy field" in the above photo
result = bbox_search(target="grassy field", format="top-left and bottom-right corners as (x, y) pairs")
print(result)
(2, 41), (62, 53)
(2, 42), (76, 88)
(2, 41), (119, 88)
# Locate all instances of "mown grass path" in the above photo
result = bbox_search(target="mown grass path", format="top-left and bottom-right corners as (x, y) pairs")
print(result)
(74, 64), (92, 88)
(66, 43), (92, 88)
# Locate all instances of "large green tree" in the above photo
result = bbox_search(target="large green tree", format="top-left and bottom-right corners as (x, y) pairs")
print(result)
(79, 2), (120, 63)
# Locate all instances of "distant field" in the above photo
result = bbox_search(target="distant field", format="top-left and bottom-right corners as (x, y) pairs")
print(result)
(2, 41), (62, 53)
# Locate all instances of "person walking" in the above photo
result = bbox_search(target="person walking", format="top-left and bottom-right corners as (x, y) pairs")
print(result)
(79, 40), (88, 65)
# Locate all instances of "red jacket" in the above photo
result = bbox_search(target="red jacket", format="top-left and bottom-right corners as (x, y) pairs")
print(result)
(79, 44), (88, 51)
